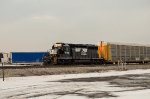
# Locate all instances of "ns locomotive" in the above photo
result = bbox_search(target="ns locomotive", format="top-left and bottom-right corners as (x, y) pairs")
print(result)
(44, 42), (104, 65)
(44, 42), (150, 65)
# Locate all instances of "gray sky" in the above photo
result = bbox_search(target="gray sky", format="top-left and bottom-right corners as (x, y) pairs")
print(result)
(0, 0), (150, 52)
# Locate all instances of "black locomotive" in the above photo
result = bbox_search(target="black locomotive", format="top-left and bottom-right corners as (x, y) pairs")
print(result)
(44, 42), (104, 65)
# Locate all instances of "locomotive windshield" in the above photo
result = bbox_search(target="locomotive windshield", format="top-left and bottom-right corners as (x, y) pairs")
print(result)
(50, 43), (70, 55)
(50, 49), (58, 55)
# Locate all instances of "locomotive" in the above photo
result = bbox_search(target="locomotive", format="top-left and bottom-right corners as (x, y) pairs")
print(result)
(44, 42), (104, 65)
(44, 42), (150, 65)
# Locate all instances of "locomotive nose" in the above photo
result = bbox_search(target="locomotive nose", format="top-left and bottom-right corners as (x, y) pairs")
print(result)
(50, 49), (58, 55)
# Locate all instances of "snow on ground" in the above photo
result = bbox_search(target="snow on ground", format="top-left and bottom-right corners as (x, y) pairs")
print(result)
(0, 69), (150, 99)
(106, 89), (150, 99)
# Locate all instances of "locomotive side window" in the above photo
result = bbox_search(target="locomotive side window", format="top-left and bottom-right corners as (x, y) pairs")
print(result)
(75, 48), (81, 52)
(58, 49), (64, 54)
(63, 46), (70, 55)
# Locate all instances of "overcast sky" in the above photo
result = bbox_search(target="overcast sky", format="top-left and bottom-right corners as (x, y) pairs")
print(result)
(0, 0), (150, 52)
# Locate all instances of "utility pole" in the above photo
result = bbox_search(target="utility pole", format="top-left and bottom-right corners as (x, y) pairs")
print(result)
(1, 58), (4, 81)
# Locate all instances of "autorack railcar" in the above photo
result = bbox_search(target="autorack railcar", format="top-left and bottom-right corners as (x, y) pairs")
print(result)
(98, 42), (150, 64)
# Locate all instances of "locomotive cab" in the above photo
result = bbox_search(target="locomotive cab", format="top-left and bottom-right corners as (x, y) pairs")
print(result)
(50, 43), (72, 64)
(51, 43), (63, 55)
(51, 43), (70, 55)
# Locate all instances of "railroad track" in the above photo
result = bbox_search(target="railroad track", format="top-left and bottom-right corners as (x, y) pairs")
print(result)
(0, 65), (45, 69)
(0, 63), (150, 69)
(0, 64), (114, 69)
(1, 64), (150, 78)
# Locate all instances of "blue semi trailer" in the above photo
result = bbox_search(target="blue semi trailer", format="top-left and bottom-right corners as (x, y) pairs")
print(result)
(11, 52), (48, 65)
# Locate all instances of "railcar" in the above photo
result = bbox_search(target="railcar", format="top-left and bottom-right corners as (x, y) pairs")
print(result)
(98, 42), (150, 64)
(0, 53), (3, 63)
(0, 53), (9, 64)
(11, 52), (48, 65)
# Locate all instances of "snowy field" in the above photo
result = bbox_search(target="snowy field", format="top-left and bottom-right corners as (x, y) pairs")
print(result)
(1, 69), (150, 99)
